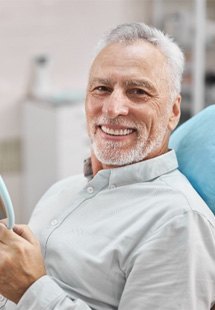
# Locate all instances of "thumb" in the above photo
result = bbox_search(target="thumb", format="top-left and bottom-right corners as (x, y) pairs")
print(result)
(13, 224), (37, 244)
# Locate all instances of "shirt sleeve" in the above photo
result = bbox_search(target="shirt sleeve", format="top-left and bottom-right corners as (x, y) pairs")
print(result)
(118, 211), (215, 310)
(15, 276), (92, 310)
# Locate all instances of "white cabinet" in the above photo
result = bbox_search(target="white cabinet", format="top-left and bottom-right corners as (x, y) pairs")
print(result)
(22, 100), (89, 222)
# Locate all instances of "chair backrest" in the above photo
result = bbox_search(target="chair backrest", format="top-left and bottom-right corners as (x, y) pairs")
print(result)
(169, 105), (215, 215)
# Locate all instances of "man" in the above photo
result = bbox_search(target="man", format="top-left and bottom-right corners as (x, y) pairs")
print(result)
(0, 22), (215, 309)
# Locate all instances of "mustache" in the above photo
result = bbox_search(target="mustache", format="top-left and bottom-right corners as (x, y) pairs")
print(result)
(95, 116), (138, 128)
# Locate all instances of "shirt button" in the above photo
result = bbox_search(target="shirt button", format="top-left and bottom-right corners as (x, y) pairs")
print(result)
(51, 219), (58, 226)
(87, 186), (94, 194)
(110, 184), (116, 189)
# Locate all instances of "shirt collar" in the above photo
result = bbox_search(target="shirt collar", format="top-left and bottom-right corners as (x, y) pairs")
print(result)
(84, 150), (178, 187)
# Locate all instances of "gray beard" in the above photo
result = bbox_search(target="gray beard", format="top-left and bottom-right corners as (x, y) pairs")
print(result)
(91, 120), (168, 166)
(90, 117), (170, 166)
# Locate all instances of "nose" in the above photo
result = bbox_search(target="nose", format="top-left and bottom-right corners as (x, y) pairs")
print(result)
(102, 90), (129, 119)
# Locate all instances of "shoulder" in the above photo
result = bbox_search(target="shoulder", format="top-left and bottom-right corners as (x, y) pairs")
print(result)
(159, 169), (215, 227)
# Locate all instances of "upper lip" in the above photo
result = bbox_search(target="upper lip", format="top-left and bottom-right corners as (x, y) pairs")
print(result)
(98, 124), (135, 130)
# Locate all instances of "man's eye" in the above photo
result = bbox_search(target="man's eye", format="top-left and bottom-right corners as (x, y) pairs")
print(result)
(127, 88), (147, 95)
(93, 86), (111, 93)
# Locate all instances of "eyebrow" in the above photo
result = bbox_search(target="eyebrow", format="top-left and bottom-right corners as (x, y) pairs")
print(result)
(88, 78), (111, 88)
(88, 78), (156, 93)
(125, 80), (156, 93)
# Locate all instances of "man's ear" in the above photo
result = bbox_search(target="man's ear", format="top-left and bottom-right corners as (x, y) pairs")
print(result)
(168, 95), (181, 132)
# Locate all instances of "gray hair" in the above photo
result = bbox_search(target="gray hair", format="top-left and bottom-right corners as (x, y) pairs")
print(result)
(95, 22), (185, 101)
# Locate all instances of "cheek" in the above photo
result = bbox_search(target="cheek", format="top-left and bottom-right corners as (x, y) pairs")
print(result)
(146, 99), (169, 123)
(85, 96), (102, 119)
(85, 100), (100, 136)
(85, 98), (95, 123)
(85, 104), (94, 135)
(134, 107), (155, 128)
(135, 105), (167, 138)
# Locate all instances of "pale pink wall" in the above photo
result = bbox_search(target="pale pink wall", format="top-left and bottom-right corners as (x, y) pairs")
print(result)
(0, 0), (151, 139)
(0, 0), (151, 222)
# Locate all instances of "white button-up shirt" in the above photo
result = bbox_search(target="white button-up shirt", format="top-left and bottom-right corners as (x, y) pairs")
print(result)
(4, 151), (215, 309)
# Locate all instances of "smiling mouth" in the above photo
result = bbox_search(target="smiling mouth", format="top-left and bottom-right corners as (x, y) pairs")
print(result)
(100, 125), (135, 136)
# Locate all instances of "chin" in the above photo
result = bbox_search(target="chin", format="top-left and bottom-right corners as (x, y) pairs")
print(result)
(92, 144), (145, 167)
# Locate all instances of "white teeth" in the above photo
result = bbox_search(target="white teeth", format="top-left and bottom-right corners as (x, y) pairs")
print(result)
(101, 126), (133, 136)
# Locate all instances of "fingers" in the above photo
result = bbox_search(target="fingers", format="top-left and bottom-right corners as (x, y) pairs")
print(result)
(0, 224), (37, 246)
(13, 225), (37, 245)
(0, 223), (46, 304)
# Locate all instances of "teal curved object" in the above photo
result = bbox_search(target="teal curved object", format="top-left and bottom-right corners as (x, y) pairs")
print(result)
(0, 176), (15, 229)
(169, 105), (215, 215)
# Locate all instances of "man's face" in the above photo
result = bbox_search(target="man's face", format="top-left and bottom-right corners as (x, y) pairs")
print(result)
(85, 41), (180, 167)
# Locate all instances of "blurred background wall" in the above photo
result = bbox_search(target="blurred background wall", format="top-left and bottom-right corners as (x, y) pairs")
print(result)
(0, 0), (214, 223)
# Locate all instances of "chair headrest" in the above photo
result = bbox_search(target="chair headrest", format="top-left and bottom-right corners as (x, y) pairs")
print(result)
(169, 105), (215, 214)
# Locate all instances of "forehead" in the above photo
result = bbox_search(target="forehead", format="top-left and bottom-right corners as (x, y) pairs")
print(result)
(89, 40), (167, 82)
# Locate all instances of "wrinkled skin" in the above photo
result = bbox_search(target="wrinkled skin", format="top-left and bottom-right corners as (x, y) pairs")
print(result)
(85, 41), (181, 174)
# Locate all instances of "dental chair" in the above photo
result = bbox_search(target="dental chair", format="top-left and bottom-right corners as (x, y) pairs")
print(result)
(169, 105), (215, 310)
(169, 104), (215, 215)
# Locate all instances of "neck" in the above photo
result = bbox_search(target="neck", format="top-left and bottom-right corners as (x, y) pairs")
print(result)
(90, 144), (170, 176)
(91, 152), (103, 176)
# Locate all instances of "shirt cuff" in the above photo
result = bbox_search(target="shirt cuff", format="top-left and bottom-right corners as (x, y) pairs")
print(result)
(16, 275), (65, 310)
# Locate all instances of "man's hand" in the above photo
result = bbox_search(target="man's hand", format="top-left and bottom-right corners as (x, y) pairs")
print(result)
(0, 223), (46, 304)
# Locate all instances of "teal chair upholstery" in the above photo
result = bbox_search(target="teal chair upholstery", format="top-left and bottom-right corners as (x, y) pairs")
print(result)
(169, 105), (215, 215)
